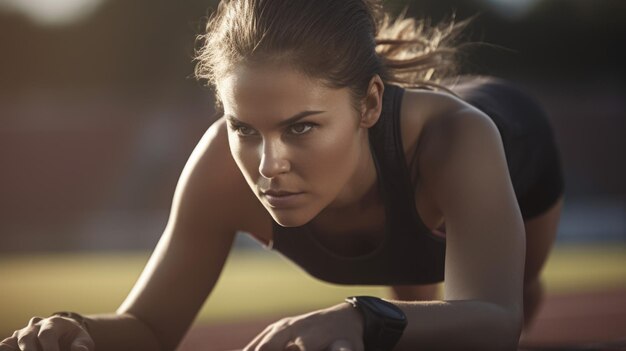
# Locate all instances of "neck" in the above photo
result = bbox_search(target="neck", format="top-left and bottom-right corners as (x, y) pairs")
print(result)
(309, 133), (384, 235)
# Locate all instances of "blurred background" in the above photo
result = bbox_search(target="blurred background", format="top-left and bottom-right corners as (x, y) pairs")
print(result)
(1, 0), (625, 345)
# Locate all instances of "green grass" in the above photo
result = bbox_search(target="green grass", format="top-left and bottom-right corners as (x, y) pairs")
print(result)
(1, 244), (625, 336)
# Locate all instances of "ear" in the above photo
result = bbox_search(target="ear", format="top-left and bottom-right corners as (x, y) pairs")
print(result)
(359, 75), (385, 128)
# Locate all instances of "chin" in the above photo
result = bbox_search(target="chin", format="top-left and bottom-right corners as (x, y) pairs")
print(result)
(268, 208), (317, 228)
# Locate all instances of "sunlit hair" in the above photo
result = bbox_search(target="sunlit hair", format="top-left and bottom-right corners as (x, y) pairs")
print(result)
(194, 0), (470, 107)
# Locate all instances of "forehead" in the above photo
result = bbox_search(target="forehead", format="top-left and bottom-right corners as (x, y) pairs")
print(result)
(217, 64), (351, 120)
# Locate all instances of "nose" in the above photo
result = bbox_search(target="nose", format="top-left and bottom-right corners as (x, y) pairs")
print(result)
(259, 139), (290, 179)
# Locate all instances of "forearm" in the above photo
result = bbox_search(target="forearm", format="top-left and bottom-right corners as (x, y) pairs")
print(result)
(392, 299), (522, 351)
(83, 312), (163, 351)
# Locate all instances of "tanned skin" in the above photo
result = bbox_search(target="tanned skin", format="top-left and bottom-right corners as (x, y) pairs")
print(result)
(0, 68), (560, 351)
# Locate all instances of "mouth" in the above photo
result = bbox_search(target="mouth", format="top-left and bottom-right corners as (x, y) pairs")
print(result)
(261, 189), (305, 208)
(262, 189), (302, 197)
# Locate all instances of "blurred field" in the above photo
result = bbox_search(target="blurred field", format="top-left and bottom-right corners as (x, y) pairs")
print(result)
(1, 243), (625, 337)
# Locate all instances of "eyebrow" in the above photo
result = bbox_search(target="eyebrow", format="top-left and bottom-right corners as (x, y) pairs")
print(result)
(225, 110), (325, 128)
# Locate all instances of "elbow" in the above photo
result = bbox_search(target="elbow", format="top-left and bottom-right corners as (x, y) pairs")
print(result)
(487, 303), (524, 351)
(507, 303), (524, 348)
(460, 300), (523, 351)
(119, 312), (167, 351)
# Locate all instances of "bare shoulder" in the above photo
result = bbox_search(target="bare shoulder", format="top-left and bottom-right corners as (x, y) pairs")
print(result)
(402, 88), (525, 310)
(171, 117), (270, 237)
(401, 88), (500, 179)
(400, 88), (504, 226)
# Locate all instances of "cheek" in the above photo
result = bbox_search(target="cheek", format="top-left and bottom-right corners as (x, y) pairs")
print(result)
(298, 125), (360, 182)
(228, 135), (260, 179)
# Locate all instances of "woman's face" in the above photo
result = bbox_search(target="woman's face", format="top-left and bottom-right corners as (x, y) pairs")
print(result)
(218, 64), (377, 227)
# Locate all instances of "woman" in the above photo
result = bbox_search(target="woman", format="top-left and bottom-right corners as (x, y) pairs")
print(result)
(0, 0), (564, 350)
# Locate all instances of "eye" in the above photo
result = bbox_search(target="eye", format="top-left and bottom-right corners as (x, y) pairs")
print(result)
(229, 123), (257, 137)
(289, 123), (315, 135)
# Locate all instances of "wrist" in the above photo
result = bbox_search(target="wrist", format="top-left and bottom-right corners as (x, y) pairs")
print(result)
(345, 296), (407, 351)
(51, 311), (90, 333)
(340, 300), (365, 335)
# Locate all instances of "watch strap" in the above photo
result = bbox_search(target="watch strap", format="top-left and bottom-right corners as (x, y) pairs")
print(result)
(345, 296), (406, 351)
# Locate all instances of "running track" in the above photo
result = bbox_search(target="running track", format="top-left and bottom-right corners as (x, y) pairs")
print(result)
(178, 289), (626, 350)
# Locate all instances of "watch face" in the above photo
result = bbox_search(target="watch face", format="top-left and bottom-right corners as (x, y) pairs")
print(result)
(349, 296), (407, 350)
(373, 301), (405, 320)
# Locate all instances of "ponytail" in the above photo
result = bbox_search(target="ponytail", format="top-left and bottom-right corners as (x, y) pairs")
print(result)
(375, 10), (472, 91)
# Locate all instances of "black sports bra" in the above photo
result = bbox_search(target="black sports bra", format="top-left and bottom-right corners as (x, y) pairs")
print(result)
(268, 83), (447, 285)
(264, 79), (557, 285)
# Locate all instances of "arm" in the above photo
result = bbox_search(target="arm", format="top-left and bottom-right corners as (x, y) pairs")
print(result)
(393, 106), (525, 350)
(235, 106), (525, 351)
(1, 121), (241, 351)
(83, 118), (254, 351)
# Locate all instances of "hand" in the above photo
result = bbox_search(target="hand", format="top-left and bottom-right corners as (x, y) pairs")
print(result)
(0, 315), (94, 351)
(243, 302), (364, 351)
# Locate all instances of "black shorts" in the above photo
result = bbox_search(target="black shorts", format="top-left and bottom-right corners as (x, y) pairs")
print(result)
(457, 78), (565, 220)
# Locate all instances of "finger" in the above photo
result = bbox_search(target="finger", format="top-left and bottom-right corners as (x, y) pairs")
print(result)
(242, 324), (276, 351)
(253, 328), (291, 351)
(284, 342), (301, 351)
(27, 318), (43, 328)
(45, 318), (92, 351)
(41, 316), (91, 351)
(69, 328), (94, 351)
(0, 336), (19, 351)
(326, 339), (354, 351)
(285, 337), (305, 351)
(36, 324), (59, 351)
(16, 327), (42, 351)
(71, 343), (89, 351)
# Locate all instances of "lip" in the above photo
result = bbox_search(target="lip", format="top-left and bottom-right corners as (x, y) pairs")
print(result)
(262, 190), (304, 208)
(263, 189), (299, 196)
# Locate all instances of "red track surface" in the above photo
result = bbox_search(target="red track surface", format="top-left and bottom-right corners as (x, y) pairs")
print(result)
(179, 289), (626, 351)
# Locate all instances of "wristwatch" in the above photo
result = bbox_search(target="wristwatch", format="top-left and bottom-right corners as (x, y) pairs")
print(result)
(345, 296), (407, 351)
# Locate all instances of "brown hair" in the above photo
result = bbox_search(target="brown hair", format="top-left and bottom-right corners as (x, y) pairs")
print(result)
(194, 0), (469, 106)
